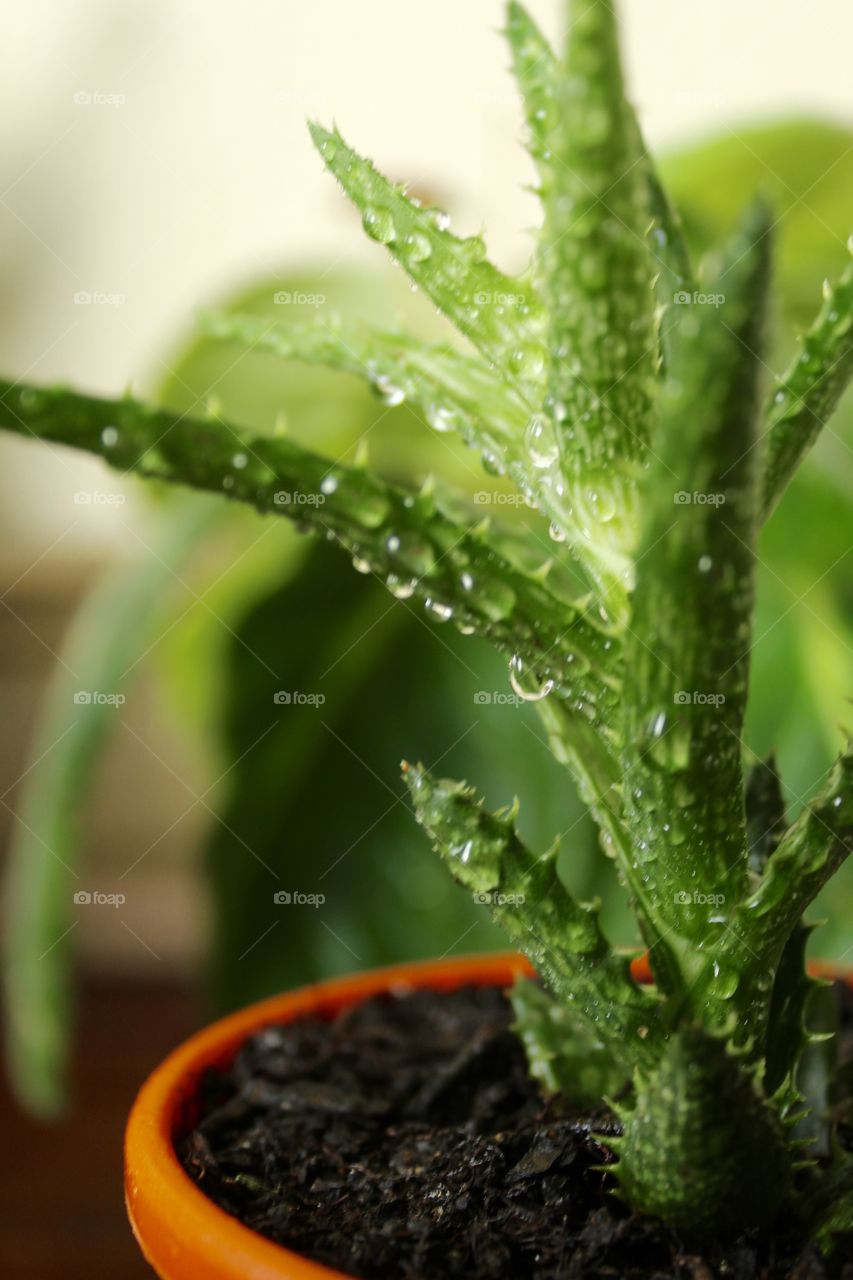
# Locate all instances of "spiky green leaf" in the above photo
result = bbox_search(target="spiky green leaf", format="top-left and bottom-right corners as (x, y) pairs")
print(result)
(510, 977), (628, 1104)
(762, 250), (853, 519)
(533, 0), (657, 609)
(308, 122), (546, 398)
(614, 1026), (791, 1235)
(403, 762), (660, 1069)
(619, 212), (772, 991)
(0, 379), (615, 711)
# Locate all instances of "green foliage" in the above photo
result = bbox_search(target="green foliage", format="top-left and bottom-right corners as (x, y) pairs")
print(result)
(2, 500), (216, 1115)
(0, 0), (851, 1245)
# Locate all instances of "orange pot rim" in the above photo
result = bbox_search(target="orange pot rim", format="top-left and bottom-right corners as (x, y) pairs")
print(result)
(124, 950), (851, 1280)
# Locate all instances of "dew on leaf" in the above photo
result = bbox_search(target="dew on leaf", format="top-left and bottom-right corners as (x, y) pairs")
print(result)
(524, 414), (559, 468)
(509, 653), (554, 703)
(362, 206), (396, 244)
(425, 597), (453, 622)
(426, 403), (457, 433)
(405, 232), (432, 262)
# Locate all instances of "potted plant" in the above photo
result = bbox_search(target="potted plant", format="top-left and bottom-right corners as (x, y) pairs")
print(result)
(1, 0), (852, 1273)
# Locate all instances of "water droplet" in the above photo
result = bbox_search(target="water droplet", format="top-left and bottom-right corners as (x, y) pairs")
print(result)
(508, 654), (554, 703)
(524, 414), (559, 468)
(405, 232), (432, 262)
(320, 474), (338, 495)
(231, 451), (248, 470)
(477, 578), (516, 621)
(352, 555), (372, 574)
(698, 555), (712, 573)
(510, 344), (545, 380)
(709, 965), (740, 999)
(548, 521), (567, 544)
(427, 208), (450, 232)
(101, 425), (119, 448)
(375, 375), (405, 406)
(460, 572), (474, 591)
(387, 575), (416, 599)
(481, 451), (504, 477)
(361, 206), (395, 244)
(426, 403), (457, 433)
(425, 597), (453, 622)
(649, 712), (667, 738)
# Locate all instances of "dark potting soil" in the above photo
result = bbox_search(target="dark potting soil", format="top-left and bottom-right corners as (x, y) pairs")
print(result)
(179, 982), (853, 1280)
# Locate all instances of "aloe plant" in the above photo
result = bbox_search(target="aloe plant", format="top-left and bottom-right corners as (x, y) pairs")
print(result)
(1, 0), (851, 1245)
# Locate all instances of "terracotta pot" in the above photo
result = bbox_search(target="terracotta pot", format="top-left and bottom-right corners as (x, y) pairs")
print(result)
(124, 950), (839, 1278)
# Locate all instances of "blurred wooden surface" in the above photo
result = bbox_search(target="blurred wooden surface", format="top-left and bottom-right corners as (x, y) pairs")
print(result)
(0, 973), (199, 1279)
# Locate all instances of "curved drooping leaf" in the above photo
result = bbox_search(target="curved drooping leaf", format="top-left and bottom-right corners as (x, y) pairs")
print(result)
(2, 497), (216, 1115)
